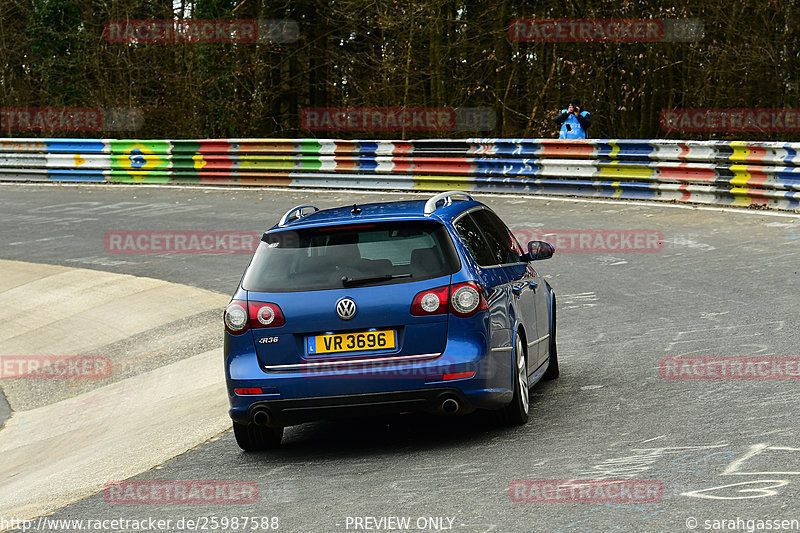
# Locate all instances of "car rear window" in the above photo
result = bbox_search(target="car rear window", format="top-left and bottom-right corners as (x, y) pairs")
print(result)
(242, 221), (459, 292)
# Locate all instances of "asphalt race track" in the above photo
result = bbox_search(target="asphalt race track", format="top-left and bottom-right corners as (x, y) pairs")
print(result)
(1, 183), (799, 533)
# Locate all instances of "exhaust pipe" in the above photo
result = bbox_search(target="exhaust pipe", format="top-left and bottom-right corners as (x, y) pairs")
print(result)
(252, 407), (272, 426)
(440, 397), (460, 415)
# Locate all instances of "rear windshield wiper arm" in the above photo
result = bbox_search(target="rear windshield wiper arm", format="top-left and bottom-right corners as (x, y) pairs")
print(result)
(342, 274), (412, 287)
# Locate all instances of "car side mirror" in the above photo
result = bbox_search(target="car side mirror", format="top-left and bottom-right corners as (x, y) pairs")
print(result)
(526, 240), (554, 261)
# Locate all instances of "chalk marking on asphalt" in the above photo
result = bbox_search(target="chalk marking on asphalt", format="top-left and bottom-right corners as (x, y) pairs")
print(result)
(8, 235), (74, 246)
(721, 444), (800, 476)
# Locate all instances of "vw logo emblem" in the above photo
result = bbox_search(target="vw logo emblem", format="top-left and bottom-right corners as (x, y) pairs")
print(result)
(336, 298), (357, 320)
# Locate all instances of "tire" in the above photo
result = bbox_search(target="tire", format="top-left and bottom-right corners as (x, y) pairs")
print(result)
(499, 333), (530, 426)
(232, 421), (284, 451)
(543, 294), (559, 381)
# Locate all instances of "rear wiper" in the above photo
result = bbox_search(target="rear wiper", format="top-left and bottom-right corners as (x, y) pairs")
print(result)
(342, 273), (411, 287)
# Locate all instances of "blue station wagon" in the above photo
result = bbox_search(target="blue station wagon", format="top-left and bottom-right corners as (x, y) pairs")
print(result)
(224, 191), (558, 450)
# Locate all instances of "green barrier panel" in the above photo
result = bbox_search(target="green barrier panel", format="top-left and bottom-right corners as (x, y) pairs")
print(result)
(109, 140), (171, 176)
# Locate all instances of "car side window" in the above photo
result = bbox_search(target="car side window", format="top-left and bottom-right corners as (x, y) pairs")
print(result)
(469, 209), (524, 265)
(453, 213), (496, 266)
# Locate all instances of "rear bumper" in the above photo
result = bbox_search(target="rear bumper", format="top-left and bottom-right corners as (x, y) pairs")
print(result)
(226, 318), (518, 426)
(230, 387), (511, 426)
(227, 347), (516, 425)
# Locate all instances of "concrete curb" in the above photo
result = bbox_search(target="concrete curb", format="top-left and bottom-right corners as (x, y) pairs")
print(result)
(0, 260), (232, 521)
(0, 346), (230, 520)
(0, 259), (227, 411)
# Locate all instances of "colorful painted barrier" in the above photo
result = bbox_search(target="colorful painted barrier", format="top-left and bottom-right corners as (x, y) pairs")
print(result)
(1, 138), (799, 211)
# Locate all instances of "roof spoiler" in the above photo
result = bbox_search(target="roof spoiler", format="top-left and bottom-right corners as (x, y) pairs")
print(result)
(278, 205), (319, 227)
(424, 191), (473, 216)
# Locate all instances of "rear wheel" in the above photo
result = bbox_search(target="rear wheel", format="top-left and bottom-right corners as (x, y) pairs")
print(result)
(543, 295), (559, 380)
(499, 334), (530, 426)
(232, 421), (284, 451)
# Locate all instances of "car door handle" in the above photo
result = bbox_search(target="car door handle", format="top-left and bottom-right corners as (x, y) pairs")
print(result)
(529, 281), (538, 289)
(511, 284), (524, 296)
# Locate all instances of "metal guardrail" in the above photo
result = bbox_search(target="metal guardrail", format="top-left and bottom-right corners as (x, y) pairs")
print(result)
(1, 138), (798, 211)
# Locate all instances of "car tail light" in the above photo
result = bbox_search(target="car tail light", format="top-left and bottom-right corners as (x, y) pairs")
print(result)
(248, 301), (285, 329)
(224, 300), (285, 334)
(450, 282), (487, 318)
(411, 282), (487, 318)
(224, 300), (249, 334)
(443, 371), (476, 381)
(411, 285), (449, 316)
(234, 387), (264, 395)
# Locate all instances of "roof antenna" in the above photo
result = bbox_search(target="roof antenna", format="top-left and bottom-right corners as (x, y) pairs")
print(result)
(351, 204), (362, 214)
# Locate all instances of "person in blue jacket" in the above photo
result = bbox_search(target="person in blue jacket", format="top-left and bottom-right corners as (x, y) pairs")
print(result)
(555, 98), (591, 139)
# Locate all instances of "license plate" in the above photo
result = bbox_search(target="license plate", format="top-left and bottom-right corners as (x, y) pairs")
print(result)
(307, 330), (396, 355)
